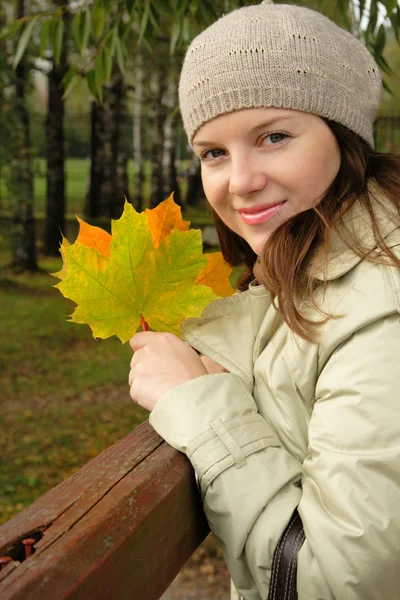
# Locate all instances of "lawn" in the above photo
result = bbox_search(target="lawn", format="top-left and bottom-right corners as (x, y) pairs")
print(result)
(0, 257), (148, 525)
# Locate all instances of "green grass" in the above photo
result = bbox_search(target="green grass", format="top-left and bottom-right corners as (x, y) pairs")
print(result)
(0, 262), (131, 400)
(0, 257), (148, 525)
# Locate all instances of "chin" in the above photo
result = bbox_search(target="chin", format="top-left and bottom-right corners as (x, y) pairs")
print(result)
(248, 235), (273, 256)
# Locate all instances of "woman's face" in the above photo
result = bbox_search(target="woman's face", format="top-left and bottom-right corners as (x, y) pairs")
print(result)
(192, 108), (341, 256)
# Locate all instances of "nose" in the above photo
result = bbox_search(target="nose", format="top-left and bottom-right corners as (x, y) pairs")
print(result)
(228, 155), (268, 197)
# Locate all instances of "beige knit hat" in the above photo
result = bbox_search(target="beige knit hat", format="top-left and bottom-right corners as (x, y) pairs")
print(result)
(179, 0), (381, 147)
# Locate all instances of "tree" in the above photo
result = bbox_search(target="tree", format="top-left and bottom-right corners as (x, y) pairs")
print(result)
(149, 54), (168, 207)
(85, 69), (130, 219)
(44, 0), (70, 255)
(162, 60), (181, 205)
(133, 50), (145, 211)
(8, 0), (38, 272)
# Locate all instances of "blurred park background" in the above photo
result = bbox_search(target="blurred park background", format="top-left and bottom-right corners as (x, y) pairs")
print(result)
(0, 3), (399, 591)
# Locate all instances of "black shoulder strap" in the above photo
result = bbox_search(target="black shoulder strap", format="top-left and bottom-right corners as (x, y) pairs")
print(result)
(268, 508), (305, 600)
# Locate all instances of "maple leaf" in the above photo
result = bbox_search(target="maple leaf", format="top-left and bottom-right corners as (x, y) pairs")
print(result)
(76, 217), (112, 257)
(53, 196), (235, 343)
(52, 235), (70, 280)
(145, 192), (190, 248)
(196, 252), (235, 297)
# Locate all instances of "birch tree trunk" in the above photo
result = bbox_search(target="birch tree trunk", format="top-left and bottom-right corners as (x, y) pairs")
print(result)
(44, 0), (69, 255)
(149, 67), (167, 208)
(133, 50), (144, 212)
(10, 0), (37, 271)
(86, 100), (103, 218)
(162, 65), (180, 205)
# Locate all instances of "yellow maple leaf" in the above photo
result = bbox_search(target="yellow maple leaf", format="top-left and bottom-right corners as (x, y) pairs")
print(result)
(51, 236), (70, 280)
(53, 196), (234, 343)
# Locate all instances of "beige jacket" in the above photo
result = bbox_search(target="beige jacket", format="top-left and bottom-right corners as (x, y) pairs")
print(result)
(149, 195), (400, 600)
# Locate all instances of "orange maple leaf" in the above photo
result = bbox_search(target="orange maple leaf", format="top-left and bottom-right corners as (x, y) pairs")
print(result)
(76, 217), (112, 258)
(196, 252), (235, 297)
(145, 192), (190, 248)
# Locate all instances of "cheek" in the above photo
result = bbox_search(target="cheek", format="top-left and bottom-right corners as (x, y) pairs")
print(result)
(313, 148), (341, 195)
(201, 171), (228, 212)
(286, 142), (341, 203)
(311, 132), (341, 187)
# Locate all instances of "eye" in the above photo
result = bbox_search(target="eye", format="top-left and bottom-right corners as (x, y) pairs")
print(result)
(261, 131), (290, 145)
(200, 148), (226, 162)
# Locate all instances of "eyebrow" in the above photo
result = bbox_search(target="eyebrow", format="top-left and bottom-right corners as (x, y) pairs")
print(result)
(193, 115), (294, 148)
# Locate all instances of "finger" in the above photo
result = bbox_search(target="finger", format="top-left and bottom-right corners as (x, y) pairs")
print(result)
(130, 348), (143, 369)
(130, 331), (160, 351)
(129, 382), (139, 404)
(128, 369), (135, 387)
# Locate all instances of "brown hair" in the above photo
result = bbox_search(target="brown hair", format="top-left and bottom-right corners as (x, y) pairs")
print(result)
(212, 121), (400, 342)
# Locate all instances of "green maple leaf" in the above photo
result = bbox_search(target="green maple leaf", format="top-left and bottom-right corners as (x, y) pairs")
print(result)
(53, 198), (233, 343)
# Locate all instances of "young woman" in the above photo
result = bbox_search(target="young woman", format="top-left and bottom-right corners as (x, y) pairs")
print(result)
(128, 1), (400, 598)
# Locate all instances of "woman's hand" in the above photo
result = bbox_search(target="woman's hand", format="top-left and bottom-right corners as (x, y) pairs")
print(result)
(129, 332), (208, 411)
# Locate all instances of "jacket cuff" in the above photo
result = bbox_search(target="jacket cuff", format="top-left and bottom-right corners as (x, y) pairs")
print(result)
(149, 373), (281, 497)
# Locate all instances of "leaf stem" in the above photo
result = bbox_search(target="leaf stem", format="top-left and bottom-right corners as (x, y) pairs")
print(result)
(140, 315), (149, 331)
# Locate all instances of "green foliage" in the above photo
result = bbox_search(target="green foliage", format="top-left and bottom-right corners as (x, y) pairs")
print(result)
(379, 35), (400, 112)
(52, 17), (64, 64)
(363, 0), (399, 72)
(92, 0), (106, 41)
(39, 18), (51, 57)
(73, 9), (91, 55)
(5, 1), (398, 102)
(12, 16), (39, 68)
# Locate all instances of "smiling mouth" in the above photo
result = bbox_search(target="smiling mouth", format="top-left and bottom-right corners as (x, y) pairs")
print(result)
(237, 201), (286, 226)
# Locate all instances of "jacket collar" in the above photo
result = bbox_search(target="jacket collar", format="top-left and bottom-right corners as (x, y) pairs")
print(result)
(309, 182), (400, 282)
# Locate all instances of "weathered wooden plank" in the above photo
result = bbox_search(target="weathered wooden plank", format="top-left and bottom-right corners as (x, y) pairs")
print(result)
(0, 421), (162, 551)
(0, 421), (210, 599)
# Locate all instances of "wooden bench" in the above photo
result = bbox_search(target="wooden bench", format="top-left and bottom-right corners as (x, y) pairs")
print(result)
(0, 421), (210, 599)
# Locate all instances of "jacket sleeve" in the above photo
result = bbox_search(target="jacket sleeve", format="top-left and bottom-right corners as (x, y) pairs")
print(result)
(149, 370), (303, 600)
(149, 312), (400, 600)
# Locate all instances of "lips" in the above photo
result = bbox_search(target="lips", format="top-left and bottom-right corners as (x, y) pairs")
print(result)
(237, 201), (286, 226)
